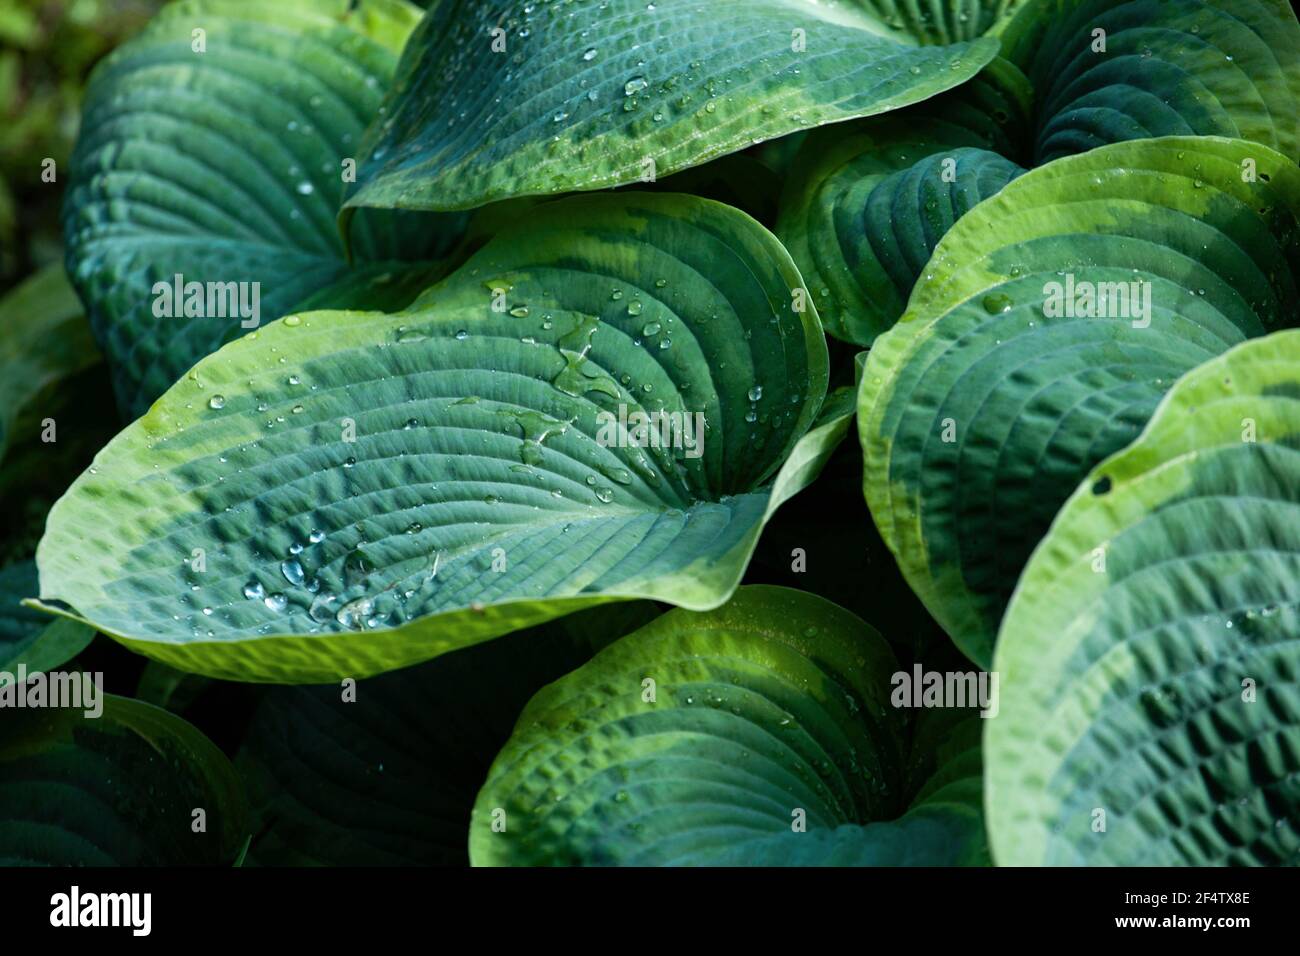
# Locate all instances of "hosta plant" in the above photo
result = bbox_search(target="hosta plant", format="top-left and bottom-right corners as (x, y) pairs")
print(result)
(0, 0), (1297, 870)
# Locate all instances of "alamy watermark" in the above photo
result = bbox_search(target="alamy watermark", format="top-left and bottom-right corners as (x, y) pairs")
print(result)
(595, 405), (705, 459)
(890, 664), (999, 718)
(152, 273), (260, 328)
(0, 667), (103, 718)
(1043, 274), (1152, 328)
(50, 886), (151, 936)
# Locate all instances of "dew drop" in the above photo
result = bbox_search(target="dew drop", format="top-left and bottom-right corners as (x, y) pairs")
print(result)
(281, 559), (306, 588)
(599, 464), (633, 485)
(981, 292), (1014, 314)
(308, 592), (336, 623)
(335, 596), (374, 630)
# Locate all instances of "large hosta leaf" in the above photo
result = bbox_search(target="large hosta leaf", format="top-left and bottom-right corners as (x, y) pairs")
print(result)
(777, 60), (1032, 344)
(37, 193), (839, 683)
(236, 601), (657, 865)
(341, 0), (1001, 215)
(0, 265), (99, 465)
(470, 586), (988, 866)
(860, 136), (1300, 667)
(988, 330), (1300, 865)
(997, 0), (1300, 163)
(63, 0), (457, 417)
(0, 694), (247, 865)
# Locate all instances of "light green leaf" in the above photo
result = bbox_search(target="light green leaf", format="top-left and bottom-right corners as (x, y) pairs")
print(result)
(996, 0), (1300, 162)
(470, 585), (987, 866)
(777, 60), (1031, 344)
(0, 264), (99, 465)
(63, 0), (461, 418)
(988, 330), (1300, 865)
(0, 561), (94, 675)
(38, 192), (838, 683)
(341, 0), (1001, 215)
(860, 136), (1300, 667)
(0, 694), (248, 865)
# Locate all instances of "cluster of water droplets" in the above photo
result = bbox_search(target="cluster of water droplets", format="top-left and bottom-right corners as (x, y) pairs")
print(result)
(231, 527), (428, 633)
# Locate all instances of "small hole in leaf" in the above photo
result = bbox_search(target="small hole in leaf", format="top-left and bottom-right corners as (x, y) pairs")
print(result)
(1092, 476), (1112, 496)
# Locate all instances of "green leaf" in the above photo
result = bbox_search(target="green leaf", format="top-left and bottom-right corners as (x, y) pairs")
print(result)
(470, 585), (987, 866)
(988, 330), (1300, 865)
(860, 136), (1300, 667)
(341, 0), (1001, 215)
(0, 264), (99, 465)
(777, 60), (1032, 344)
(997, 0), (1300, 163)
(63, 0), (461, 418)
(0, 561), (94, 675)
(0, 693), (248, 865)
(38, 192), (839, 683)
(782, 0), (1300, 344)
(236, 601), (658, 865)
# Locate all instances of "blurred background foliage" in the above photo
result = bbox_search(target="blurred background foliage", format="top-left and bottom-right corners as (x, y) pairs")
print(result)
(0, 0), (162, 290)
